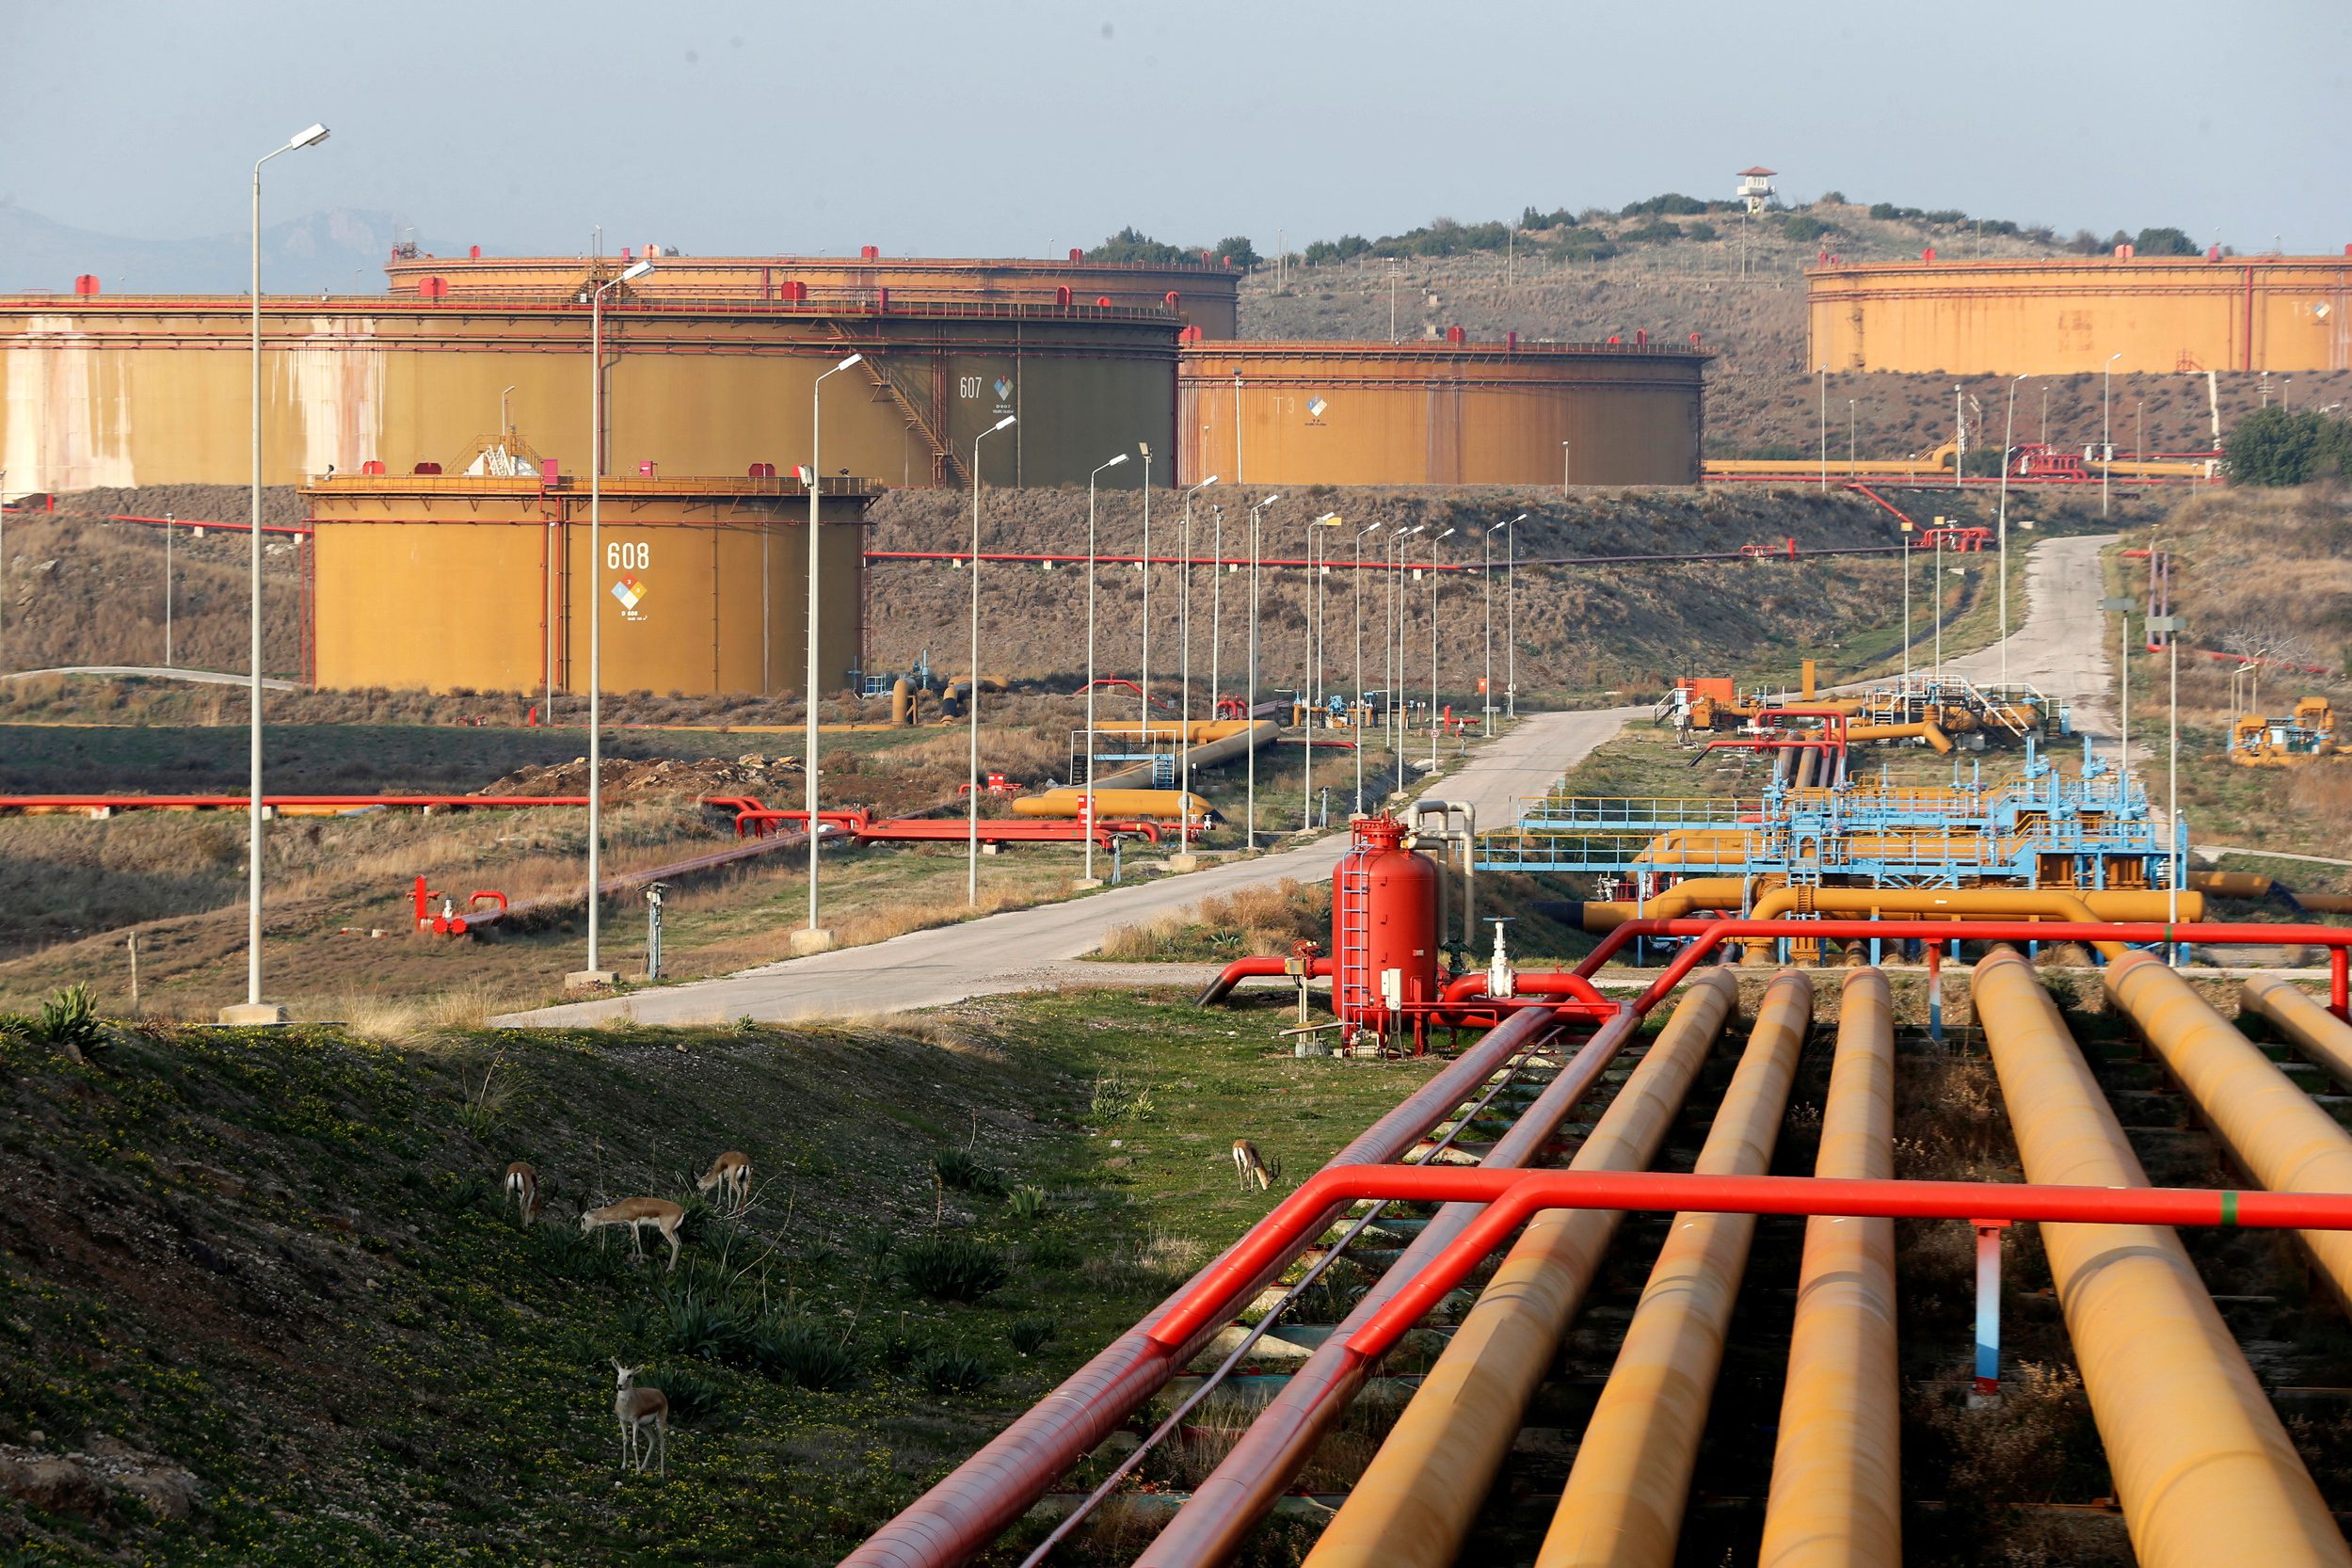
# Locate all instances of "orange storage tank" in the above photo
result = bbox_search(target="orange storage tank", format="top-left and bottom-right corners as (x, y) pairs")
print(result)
(1332, 815), (1440, 1039)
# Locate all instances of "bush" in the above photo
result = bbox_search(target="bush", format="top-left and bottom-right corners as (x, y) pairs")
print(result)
(2135, 225), (2200, 256)
(651, 1365), (725, 1423)
(33, 984), (102, 1057)
(662, 1288), (756, 1366)
(1782, 214), (1832, 243)
(911, 1348), (994, 1394)
(1087, 227), (1194, 265)
(752, 1319), (860, 1390)
(1620, 221), (1683, 246)
(2223, 407), (2352, 488)
(1303, 234), (1370, 266)
(1006, 1185), (1049, 1220)
(899, 1238), (1011, 1302)
(932, 1145), (1004, 1195)
(1211, 235), (1260, 269)
(1620, 192), (1711, 217)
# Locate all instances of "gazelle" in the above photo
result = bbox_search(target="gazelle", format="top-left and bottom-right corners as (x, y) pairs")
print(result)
(611, 1360), (668, 1476)
(696, 1150), (751, 1215)
(1232, 1138), (1272, 1192)
(504, 1161), (543, 1224)
(581, 1197), (686, 1272)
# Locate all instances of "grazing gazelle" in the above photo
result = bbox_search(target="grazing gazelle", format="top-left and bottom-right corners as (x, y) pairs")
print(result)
(504, 1161), (544, 1224)
(1232, 1138), (1273, 1192)
(611, 1360), (669, 1476)
(696, 1150), (751, 1215)
(581, 1197), (686, 1272)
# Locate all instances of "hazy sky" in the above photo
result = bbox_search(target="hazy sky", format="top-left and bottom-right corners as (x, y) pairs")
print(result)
(8, 0), (2347, 256)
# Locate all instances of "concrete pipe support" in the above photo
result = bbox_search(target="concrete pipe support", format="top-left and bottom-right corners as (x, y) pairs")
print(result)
(1758, 967), (1900, 1568)
(2242, 976), (2352, 1090)
(1534, 971), (1815, 1568)
(1970, 949), (2350, 1568)
(1300, 968), (1743, 1568)
(2106, 955), (2352, 1306)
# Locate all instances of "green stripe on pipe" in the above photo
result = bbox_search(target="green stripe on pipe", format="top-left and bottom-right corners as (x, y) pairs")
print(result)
(2221, 1191), (2239, 1228)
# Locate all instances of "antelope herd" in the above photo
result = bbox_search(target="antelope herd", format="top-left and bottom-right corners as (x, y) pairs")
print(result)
(497, 1145), (750, 1477)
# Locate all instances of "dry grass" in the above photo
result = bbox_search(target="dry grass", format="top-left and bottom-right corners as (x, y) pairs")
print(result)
(828, 874), (1076, 949)
(1097, 878), (1328, 962)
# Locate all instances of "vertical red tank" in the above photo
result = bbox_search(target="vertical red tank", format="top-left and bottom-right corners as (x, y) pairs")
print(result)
(1332, 815), (1439, 1042)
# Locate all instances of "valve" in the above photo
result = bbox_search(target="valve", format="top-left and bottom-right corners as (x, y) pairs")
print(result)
(1486, 917), (1516, 1000)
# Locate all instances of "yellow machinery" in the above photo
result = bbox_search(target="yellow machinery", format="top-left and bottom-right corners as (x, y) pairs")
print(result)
(2231, 696), (2350, 767)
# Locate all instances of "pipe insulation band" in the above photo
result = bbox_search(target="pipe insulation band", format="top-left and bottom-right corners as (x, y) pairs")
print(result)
(1971, 948), (2350, 1568)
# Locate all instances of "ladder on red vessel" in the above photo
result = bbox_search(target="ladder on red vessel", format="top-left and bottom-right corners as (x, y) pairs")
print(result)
(1335, 856), (1373, 1026)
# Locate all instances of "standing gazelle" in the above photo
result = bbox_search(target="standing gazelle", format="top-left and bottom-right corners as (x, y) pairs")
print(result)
(504, 1161), (544, 1224)
(581, 1197), (686, 1272)
(696, 1150), (751, 1215)
(611, 1360), (669, 1476)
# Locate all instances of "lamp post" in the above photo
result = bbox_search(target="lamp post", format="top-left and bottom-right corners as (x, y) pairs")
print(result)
(1900, 519), (1914, 691)
(1177, 477), (1217, 856)
(1932, 517), (1946, 674)
(966, 414), (1017, 906)
(2103, 352), (2121, 518)
(1390, 524), (1422, 797)
(1996, 373), (2028, 686)
(801, 352), (863, 949)
(1428, 527), (1456, 775)
(163, 507), (173, 667)
(1505, 511), (1524, 717)
(1481, 517), (1511, 735)
(1353, 520), (1381, 811)
(1953, 382), (1965, 490)
(2102, 592), (2134, 785)
(1304, 512), (1341, 832)
(568, 254), (656, 991)
(1847, 398), (1857, 477)
(1137, 444), (1153, 720)
(1246, 494), (1278, 847)
(1082, 451), (1130, 885)
(226, 120), (329, 1026)
(1560, 440), (1572, 491)
(1817, 366), (1829, 492)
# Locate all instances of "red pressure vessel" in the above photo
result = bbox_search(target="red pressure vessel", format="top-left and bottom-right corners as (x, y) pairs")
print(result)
(1331, 815), (1439, 1038)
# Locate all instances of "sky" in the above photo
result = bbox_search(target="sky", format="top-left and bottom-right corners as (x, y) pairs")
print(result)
(6, 0), (2347, 260)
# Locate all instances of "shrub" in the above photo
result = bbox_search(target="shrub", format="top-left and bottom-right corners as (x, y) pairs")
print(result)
(911, 1348), (993, 1394)
(1006, 1185), (1049, 1220)
(2224, 407), (2352, 488)
(1089, 1070), (1155, 1122)
(1087, 227), (1194, 265)
(932, 1145), (1004, 1195)
(651, 1365), (725, 1423)
(752, 1319), (860, 1390)
(1211, 235), (1260, 269)
(2135, 225), (2199, 257)
(33, 984), (102, 1057)
(662, 1288), (755, 1366)
(1009, 1318), (1055, 1356)
(1782, 214), (1832, 243)
(899, 1237), (1011, 1302)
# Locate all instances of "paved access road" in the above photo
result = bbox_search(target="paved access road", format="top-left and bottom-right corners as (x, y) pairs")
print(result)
(1943, 531), (2120, 740)
(497, 705), (1640, 1028)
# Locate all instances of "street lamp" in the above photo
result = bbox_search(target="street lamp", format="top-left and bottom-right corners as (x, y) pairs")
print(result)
(1996, 373), (2028, 686)
(801, 351), (863, 950)
(1082, 451), (1131, 885)
(568, 254), (655, 991)
(1481, 518), (1511, 735)
(1137, 443), (1154, 721)
(1847, 398), (1857, 477)
(1560, 440), (1572, 491)
(2103, 352), (2122, 518)
(1390, 524), (1423, 797)
(966, 413), (1017, 905)
(1304, 511), (1341, 831)
(1427, 527), (1457, 776)
(1817, 366), (1829, 492)
(1353, 520), (1382, 811)
(1245, 493), (1280, 847)
(1505, 512), (1525, 717)
(226, 120), (329, 1026)
(1177, 477), (1218, 855)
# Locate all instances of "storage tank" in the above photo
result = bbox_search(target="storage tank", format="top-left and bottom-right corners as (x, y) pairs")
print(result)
(1178, 340), (1708, 488)
(0, 287), (1179, 494)
(381, 249), (1243, 338)
(303, 466), (872, 697)
(1807, 255), (2352, 375)
(1331, 814), (1440, 1038)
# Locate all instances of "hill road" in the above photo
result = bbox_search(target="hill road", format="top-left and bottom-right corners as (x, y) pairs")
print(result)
(496, 705), (1640, 1028)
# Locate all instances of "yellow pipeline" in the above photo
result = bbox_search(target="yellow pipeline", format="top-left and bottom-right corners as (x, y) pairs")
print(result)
(1634, 830), (1761, 868)
(1846, 719), (1953, 753)
(1744, 887), (2209, 961)
(1758, 968), (1898, 1568)
(2190, 870), (2274, 900)
(2242, 976), (2352, 1090)
(2107, 955), (2352, 1307)
(2294, 890), (2352, 916)
(1091, 719), (1258, 743)
(1971, 950), (2350, 1568)
(1535, 972), (1813, 1567)
(1301, 968), (1742, 1568)
(1009, 788), (1215, 822)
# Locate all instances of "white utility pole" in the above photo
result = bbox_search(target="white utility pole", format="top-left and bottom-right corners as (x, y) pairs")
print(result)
(965, 415), (1017, 906)
(1082, 451), (1130, 885)
(803, 351), (863, 949)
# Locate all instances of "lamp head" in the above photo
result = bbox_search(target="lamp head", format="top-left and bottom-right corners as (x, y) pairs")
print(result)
(619, 259), (655, 282)
(1197, 474), (1220, 488)
(992, 414), (1017, 431)
(1261, 493), (1281, 506)
(1435, 527), (1457, 540)
(288, 123), (330, 151)
(835, 352), (864, 371)
(1103, 452), (1129, 469)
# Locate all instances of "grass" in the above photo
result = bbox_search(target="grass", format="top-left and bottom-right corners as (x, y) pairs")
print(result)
(0, 984), (1445, 1564)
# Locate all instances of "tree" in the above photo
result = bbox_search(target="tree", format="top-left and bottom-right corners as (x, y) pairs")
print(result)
(2222, 406), (2352, 487)
(2134, 226), (2199, 256)
(1782, 214), (1832, 243)
(1086, 227), (1192, 265)
(1212, 235), (1261, 269)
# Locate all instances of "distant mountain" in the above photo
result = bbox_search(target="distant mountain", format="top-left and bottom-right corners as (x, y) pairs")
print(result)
(0, 203), (425, 296)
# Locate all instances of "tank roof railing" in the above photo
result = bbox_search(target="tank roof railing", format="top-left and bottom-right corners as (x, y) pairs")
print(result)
(303, 472), (881, 500)
(0, 294), (1185, 325)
